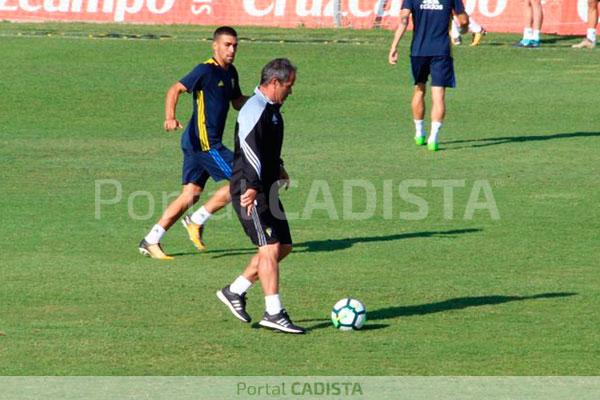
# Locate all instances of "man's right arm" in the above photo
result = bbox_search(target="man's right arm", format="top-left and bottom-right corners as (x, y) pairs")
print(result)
(163, 82), (187, 131)
(388, 8), (412, 65)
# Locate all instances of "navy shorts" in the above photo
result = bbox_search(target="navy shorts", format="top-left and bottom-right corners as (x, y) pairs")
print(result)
(411, 56), (456, 88)
(181, 144), (233, 188)
(231, 192), (292, 247)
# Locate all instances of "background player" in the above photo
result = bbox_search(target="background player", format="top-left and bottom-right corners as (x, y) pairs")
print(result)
(388, 0), (469, 151)
(139, 26), (246, 260)
(572, 0), (599, 49)
(515, 0), (544, 48)
(450, 14), (486, 46)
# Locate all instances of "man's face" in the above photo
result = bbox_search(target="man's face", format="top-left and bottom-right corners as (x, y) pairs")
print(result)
(272, 72), (296, 104)
(212, 34), (238, 66)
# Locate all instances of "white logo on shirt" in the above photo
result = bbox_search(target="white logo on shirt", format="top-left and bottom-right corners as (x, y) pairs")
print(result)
(272, 115), (279, 124)
(420, 0), (443, 10)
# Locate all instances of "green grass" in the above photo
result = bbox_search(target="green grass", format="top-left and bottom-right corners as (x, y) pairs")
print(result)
(0, 22), (599, 375)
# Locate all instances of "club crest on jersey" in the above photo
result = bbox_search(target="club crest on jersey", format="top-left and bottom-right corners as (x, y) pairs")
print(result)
(272, 115), (279, 124)
(265, 227), (272, 237)
(218, 80), (224, 87)
(420, 0), (443, 10)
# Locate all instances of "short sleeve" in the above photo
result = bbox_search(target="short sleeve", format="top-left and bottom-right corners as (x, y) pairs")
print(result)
(452, 0), (465, 14)
(401, 0), (413, 10)
(179, 64), (208, 93)
(230, 66), (242, 100)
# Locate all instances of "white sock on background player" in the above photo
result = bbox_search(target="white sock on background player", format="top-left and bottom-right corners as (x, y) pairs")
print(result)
(429, 121), (443, 144)
(230, 275), (253, 295)
(587, 28), (597, 43)
(265, 294), (283, 315)
(414, 119), (426, 138)
(469, 19), (482, 34)
(145, 224), (166, 245)
(191, 206), (212, 225)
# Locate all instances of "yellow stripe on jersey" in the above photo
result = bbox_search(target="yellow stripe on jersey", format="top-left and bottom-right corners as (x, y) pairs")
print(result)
(205, 58), (218, 65)
(196, 90), (210, 151)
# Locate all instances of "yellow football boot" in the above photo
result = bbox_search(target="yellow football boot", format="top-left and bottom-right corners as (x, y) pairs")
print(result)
(471, 28), (486, 47)
(138, 239), (174, 260)
(182, 215), (206, 251)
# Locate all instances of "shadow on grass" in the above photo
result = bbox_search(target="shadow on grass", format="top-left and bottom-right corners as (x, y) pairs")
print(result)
(303, 292), (577, 331)
(445, 131), (600, 150)
(179, 228), (482, 258)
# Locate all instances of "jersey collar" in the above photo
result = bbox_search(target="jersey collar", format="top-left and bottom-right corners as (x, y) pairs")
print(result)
(254, 87), (275, 105)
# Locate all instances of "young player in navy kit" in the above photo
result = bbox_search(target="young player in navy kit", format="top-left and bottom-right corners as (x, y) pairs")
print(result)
(139, 27), (247, 259)
(388, 0), (468, 151)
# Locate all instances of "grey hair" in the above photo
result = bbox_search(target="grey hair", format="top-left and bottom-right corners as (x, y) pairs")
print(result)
(260, 58), (297, 85)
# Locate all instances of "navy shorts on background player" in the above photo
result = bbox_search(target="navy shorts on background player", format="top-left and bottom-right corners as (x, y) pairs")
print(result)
(411, 55), (456, 88)
(182, 144), (233, 187)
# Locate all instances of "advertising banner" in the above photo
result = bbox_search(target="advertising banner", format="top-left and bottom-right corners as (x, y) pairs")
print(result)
(0, 0), (594, 35)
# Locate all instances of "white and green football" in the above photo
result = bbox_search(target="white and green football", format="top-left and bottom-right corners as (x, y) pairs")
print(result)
(331, 298), (366, 331)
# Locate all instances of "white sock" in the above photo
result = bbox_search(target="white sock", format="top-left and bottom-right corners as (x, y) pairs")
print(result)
(229, 275), (253, 295)
(414, 119), (425, 138)
(265, 294), (283, 316)
(190, 206), (212, 225)
(428, 121), (443, 144)
(587, 28), (596, 43)
(532, 30), (540, 41)
(450, 20), (460, 39)
(144, 224), (166, 245)
(469, 19), (482, 33)
(524, 27), (533, 40)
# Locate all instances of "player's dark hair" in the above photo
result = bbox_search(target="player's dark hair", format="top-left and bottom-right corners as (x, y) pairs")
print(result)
(213, 26), (238, 40)
(260, 58), (297, 85)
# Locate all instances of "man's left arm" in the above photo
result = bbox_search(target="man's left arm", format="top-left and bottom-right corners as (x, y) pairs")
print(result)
(231, 95), (248, 110)
(389, 8), (412, 65)
(230, 67), (248, 111)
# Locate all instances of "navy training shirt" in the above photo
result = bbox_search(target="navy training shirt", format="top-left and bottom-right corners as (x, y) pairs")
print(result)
(402, 0), (465, 57)
(179, 58), (242, 152)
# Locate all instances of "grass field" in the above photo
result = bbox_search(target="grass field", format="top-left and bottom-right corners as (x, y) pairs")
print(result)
(0, 22), (599, 376)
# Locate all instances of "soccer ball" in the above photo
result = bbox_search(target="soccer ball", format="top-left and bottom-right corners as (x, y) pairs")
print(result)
(331, 298), (366, 331)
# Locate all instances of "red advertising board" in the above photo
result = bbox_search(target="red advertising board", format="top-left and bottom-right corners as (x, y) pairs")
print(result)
(0, 0), (593, 35)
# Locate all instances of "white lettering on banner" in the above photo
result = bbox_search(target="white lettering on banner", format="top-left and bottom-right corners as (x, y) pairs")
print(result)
(478, 0), (506, 18)
(464, 0), (476, 14)
(0, 0), (18, 11)
(348, 0), (369, 17)
(375, 0), (401, 18)
(578, 0), (599, 22)
(44, 0), (69, 12)
(20, 0), (41, 12)
(146, 0), (173, 14)
(243, 0), (285, 17)
(0, 0), (175, 20)
(296, 0), (320, 17)
(114, 0), (143, 21)
(191, 0), (211, 15)
(322, 0), (333, 16)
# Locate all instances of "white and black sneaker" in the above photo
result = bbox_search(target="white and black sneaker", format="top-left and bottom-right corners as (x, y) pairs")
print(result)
(216, 285), (251, 323)
(258, 309), (306, 334)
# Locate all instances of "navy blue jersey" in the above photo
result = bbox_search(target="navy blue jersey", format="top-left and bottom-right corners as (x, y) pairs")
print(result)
(402, 0), (465, 57)
(179, 58), (242, 152)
